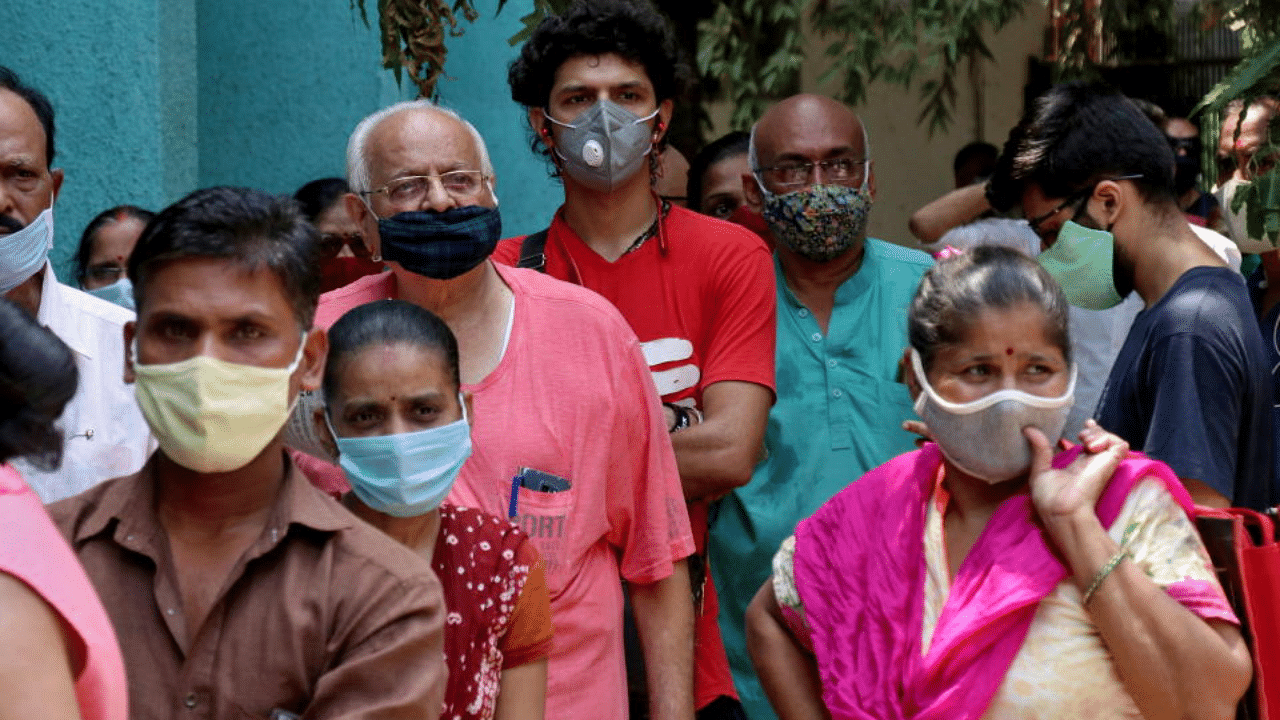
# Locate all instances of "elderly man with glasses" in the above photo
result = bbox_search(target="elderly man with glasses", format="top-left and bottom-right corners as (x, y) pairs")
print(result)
(706, 93), (933, 720)
(293, 98), (697, 720)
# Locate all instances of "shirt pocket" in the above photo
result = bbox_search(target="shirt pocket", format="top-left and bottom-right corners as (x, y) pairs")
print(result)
(510, 484), (577, 589)
(836, 375), (918, 458)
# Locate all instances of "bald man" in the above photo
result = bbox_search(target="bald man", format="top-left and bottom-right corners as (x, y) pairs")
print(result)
(707, 93), (932, 720)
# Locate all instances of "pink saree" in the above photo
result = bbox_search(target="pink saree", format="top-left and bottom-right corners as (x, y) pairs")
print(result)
(791, 442), (1195, 720)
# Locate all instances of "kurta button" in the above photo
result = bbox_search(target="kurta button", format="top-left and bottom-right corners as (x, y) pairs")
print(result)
(811, 332), (821, 342)
(798, 308), (809, 317)
(184, 693), (197, 708)
(832, 389), (843, 398)
(827, 359), (837, 368)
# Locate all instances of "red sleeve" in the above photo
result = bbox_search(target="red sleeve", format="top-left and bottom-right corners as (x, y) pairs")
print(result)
(697, 221), (777, 394)
(499, 535), (554, 668)
(493, 236), (525, 267)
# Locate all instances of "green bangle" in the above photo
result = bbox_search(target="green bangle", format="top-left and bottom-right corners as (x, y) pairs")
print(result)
(1082, 549), (1130, 607)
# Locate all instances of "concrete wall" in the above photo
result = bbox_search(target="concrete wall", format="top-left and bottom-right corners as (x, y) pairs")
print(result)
(194, 0), (399, 193)
(851, 6), (1048, 246)
(8, 0), (184, 278)
(8, 0), (560, 282)
(436, 4), (567, 234)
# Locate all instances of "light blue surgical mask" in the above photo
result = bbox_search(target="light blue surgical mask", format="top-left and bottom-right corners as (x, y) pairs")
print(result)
(326, 393), (472, 517)
(86, 276), (136, 310)
(0, 207), (54, 294)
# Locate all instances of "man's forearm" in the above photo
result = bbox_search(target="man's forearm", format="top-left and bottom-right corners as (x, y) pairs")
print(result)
(671, 380), (772, 502)
(672, 421), (758, 502)
(630, 561), (695, 720)
(908, 183), (991, 244)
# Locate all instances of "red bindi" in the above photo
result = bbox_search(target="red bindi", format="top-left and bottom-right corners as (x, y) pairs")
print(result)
(1005, 347), (1014, 355)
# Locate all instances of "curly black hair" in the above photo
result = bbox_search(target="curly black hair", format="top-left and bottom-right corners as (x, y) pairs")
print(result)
(508, 0), (690, 167)
(0, 298), (78, 469)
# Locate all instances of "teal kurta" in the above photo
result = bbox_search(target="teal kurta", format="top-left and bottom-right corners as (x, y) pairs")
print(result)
(709, 238), (931, 719)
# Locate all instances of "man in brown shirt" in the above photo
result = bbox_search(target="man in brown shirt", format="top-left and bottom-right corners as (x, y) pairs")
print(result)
(49, 186), (446, 720)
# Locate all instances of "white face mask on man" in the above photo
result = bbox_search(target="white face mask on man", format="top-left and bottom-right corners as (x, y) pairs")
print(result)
(0, 207), (54, 294)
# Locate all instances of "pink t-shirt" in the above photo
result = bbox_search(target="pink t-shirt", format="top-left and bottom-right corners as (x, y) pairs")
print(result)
(309, 264), (695, 719)
(0, 464), (127, 720)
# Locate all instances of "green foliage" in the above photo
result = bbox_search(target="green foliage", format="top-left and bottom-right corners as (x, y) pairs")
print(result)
(350, 0), (481, 98)
(1191, 0), (1280, 245)
(507, 0), (573, 46)
(696, 0), (1025, 134)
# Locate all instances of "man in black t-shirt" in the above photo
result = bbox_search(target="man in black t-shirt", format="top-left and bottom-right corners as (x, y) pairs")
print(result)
(987, 83), (1277, 510)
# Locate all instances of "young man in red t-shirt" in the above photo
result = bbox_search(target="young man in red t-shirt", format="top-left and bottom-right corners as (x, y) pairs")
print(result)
(496, 2), (777, 718)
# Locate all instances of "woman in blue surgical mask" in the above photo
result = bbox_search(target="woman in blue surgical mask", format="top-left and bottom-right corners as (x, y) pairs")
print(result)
(316, 299), (550, 720)
(73, 205), (154, 309)
(745, 246), (1250, 720)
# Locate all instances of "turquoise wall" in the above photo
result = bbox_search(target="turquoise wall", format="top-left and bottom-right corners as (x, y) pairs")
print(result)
(8, 0), (179, 279)
(8, 0), (561, 282)
(434, 4), (565, 233)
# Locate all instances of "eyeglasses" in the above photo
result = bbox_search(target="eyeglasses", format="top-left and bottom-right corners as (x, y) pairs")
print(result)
(1026, 174), (1144, 241)
(318, 232), (368, 259)
(361, 171), (489, 207)
(754, 157), (867, 191)
(1026, 186), (1094, 239)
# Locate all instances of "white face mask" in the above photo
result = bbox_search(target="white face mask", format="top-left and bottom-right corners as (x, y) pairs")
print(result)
(911, 348), (1076, 484)
(0, 207), (54, 294)
(132, 336), (307, 473)
(1218, 177), (1274, 254)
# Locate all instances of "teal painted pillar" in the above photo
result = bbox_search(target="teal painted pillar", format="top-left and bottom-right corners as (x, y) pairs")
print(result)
(8, 0), (197, 280)
(437, 0), (564, 236)
(195, 0), (400, 195)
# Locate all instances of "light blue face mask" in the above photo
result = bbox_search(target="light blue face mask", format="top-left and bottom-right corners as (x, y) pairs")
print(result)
(326, 393), (472, 517)
(0, 207), (54, 294)
(86, 276), (136, 310)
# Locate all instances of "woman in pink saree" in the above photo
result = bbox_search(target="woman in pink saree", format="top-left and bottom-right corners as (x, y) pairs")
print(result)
(745, 247), (1252, 720)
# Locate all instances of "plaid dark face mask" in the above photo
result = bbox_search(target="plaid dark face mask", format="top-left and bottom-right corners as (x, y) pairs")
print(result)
(377, 205), (502, 280)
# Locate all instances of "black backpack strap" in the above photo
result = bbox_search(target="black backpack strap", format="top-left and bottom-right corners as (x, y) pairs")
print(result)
(516, 229), (550, 273)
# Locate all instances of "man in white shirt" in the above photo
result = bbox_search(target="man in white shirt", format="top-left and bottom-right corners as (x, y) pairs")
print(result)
(0, 66), (152, 501)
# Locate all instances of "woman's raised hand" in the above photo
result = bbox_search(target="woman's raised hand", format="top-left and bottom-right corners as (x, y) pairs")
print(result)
(1026, 420), (1129, 527)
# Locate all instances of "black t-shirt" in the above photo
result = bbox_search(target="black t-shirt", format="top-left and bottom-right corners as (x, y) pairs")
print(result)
(1096, 266), (1278, 510)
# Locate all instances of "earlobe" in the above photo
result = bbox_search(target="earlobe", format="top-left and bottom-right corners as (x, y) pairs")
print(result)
(530, 108), (553, 146)
(900, 348), (925, 402)
(344, 193), (380, 259)
(301, 327), (328, 392)
(50, 168), (64, 203)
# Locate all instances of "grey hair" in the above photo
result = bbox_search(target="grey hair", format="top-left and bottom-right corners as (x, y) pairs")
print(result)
(346, 99), (495, 193)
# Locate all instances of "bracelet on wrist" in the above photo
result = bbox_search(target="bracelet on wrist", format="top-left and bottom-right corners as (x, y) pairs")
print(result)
(1082, 548), (1129, 607)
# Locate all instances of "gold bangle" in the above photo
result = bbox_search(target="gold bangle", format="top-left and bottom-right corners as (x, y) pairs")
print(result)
(1082, 548), (1130, 607)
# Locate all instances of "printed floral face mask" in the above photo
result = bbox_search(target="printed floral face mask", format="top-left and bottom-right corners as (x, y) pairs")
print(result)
(759, 182), (872, 262)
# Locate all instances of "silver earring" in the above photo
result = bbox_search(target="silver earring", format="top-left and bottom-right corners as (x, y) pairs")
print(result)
(371, 253), (382, 262)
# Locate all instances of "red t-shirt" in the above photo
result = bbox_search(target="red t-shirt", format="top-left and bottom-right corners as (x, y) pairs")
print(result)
(495, 204), (777, 708)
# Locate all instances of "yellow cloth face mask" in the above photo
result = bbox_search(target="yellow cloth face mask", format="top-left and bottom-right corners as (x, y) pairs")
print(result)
(132, 337), (306, 473)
